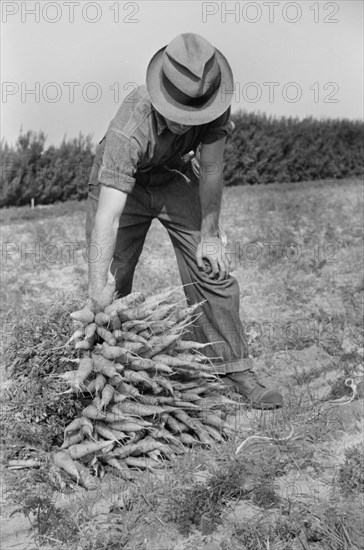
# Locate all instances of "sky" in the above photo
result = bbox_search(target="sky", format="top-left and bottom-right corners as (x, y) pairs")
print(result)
(1, 0), (363, 146)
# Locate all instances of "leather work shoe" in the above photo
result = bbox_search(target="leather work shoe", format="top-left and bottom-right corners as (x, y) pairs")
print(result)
(221, 370), (283, 409)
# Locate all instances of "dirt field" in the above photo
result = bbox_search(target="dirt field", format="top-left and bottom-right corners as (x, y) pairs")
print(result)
(1, 178), (363, 549)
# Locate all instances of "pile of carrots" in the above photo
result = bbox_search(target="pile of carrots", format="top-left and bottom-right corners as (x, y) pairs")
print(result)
(51, 277), (237, 488)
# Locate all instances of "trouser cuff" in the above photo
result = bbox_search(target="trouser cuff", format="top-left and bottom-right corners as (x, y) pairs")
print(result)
(213, 357), (254, 375)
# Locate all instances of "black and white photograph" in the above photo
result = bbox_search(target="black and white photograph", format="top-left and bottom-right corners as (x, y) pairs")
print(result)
(1, 1), (363, 548)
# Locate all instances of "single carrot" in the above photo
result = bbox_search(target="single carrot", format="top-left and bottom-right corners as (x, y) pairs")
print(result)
(96, 327), (116, 346)
(86, 379), (97, 393)
(93, 395), (102, 410)
(181, 386), (209, 396)
(197, 412), (228, 430)
(104, 299), (128, 315)
(112, 438), (166, 459)
(52, 451), (80, 482)
(98, 343), (131, 362)
(114, 331), (149, 346)
(111, 401), (166, 417)
(100, 384), (115, 409)
(123, 369), (151, 386)
(148, 427), (180, 443)
(70, 307), (94, 324)
(114, 381), (140, 397)
(75, 340), (93, 351)
(147, 318), (177, 335)
(71, 357), (93, 390)
(169, 303), (202, 323)
(128, 357), (156, 371)
(92, 353), (119, 378)
(104, 411), (126, 423)
(82, 405), (106, 420)
(165, 415), (188, 433)
(115, 292), (145, 308)
(172, 410), (199, 431)
(142, 286), (180, 309)
(65, 328), (85, 345)
(68, 439), (115, 460)
(95, 312), (111, 326)
(119, 305), (153, 322)
(152, 376), (174, 395)
(94, 422), (126, 443)
(175, 433), (199, 446)
(94, 373), (107, 394)
(80, 419), (94, 440)
(121, 320), (150, 333)
(144, 303), (176, 322)
(151, 362), (173, 375)
(171, 352), (202, 363)
(124, 456), (162, 470)
(172, 340), (217, 352)
(136, 395), (159, 406)
(61, 431), (84, 449)
(64, 417), (88, 436)
(177, 392), (201, 403)
(172, 400), (202, 410)
(111, 391), (128, 403)
(193, 429), (213, 446)
(143, 334), (182, 358)
(101, 456), (135, 481)
(204, 425), (224, 442)
(106, 421), (148, 432)
(109, 311), (122, 331)
(85, 323), (97, 339)
(108, 373), (124, 387)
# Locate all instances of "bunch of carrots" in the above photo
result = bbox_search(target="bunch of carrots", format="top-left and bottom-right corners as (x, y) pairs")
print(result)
(49, 275), (237, 488)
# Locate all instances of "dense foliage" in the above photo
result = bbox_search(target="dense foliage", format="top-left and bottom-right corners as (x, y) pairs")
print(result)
(0, 131), (94, 207)
(1, 113), (363, 206)
(224, 112), (364, 185)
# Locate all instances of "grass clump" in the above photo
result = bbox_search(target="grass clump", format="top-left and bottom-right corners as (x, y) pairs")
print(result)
(338, 444), (364, 495)
(159, 452), (279, 536)
(1, 294), (84, 458)
(5, 467), (80, 548)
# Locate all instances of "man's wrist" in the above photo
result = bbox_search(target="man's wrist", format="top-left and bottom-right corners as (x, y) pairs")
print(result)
(201, 225), (219, 239)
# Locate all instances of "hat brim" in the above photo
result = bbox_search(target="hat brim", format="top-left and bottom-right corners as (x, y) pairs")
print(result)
(146, 45), (234, 125)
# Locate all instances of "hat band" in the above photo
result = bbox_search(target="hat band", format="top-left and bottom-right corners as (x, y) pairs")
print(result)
(162, 70), (221, 108)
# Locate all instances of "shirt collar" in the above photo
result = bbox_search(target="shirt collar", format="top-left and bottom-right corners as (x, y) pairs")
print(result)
(153, 108), (168, 135)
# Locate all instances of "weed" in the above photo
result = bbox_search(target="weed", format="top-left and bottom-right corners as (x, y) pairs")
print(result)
(5, 467), (79, 547)
(337, 444), (364, 495)
(1, 295), (84, 457)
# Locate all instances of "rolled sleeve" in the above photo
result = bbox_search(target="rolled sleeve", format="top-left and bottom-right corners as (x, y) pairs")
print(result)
(200, 107), (232, 145)
(98, 129), (141, 194)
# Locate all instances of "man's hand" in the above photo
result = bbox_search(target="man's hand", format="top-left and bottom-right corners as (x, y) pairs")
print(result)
(196, 235), (230, 281)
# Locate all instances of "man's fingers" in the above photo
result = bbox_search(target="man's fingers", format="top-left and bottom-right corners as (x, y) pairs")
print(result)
(208, 259), (219, 278)
(196, 250), (206, 271)
(216, 258), (227, 281)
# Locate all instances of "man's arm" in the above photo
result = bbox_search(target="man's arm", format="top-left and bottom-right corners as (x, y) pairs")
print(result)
(88, 185), (128, 302)
(196, 137), (229, 281)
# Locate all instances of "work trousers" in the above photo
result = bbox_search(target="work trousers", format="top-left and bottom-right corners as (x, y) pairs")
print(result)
(85, 166), (252, 374)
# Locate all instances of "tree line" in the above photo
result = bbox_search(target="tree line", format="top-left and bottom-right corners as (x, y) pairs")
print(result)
(1, 112), (363, 207)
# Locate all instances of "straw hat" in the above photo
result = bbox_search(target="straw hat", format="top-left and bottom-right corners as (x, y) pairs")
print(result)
(146, 33), (234, 125)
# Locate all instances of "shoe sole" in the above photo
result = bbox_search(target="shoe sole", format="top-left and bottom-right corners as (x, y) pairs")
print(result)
(220, 377), (283, 409)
